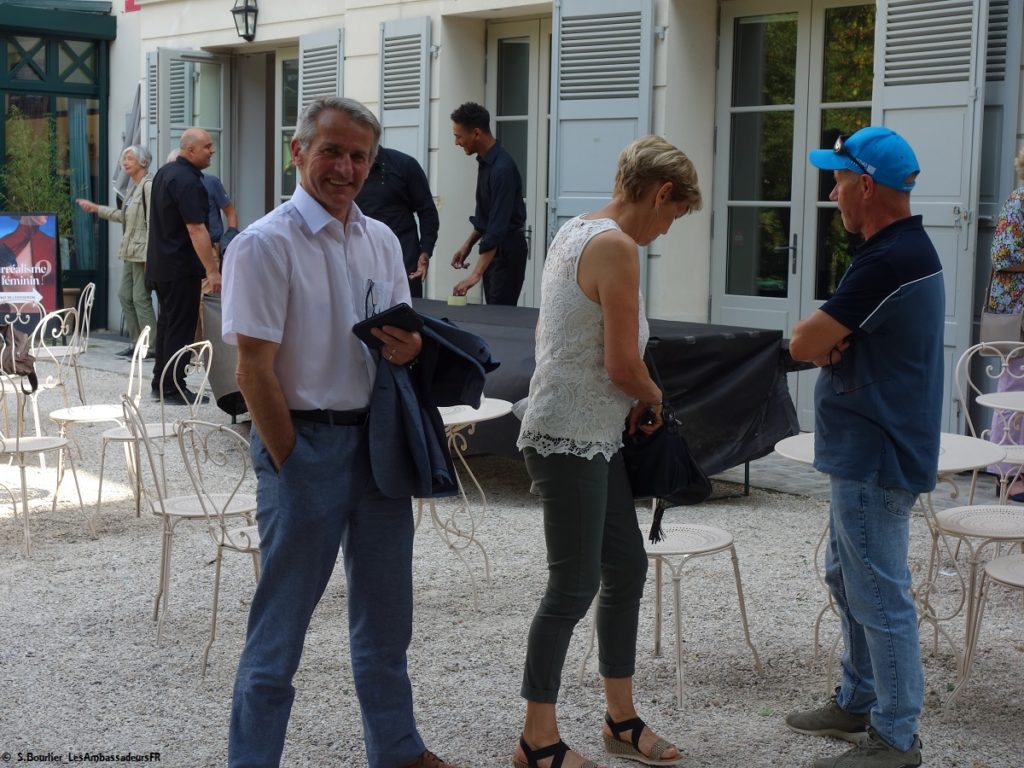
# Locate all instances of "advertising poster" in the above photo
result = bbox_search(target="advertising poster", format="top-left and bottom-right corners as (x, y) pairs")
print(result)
(0, 213), (62, 315)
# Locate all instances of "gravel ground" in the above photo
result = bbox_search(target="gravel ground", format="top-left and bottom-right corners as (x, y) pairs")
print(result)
(1, 355), (1022, 767)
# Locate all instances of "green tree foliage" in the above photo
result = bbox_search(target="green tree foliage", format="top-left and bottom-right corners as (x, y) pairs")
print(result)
(0, 105), (74, 241)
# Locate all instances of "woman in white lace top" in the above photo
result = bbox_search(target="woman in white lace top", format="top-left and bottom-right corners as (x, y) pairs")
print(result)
(513, 136), (702, 768)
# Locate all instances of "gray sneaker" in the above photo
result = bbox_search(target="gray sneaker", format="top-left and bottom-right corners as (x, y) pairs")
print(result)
(812, 731), (922, 768)
(786, 692), (870, 743)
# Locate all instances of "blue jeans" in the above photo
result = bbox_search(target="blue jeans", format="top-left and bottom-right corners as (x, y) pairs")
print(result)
(228, 422), (425, 768)
(825, 473), (923, 752)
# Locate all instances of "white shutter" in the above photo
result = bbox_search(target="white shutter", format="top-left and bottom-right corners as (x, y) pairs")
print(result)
(299, 29), (344, 111)
(145, 50), (158, 162)
(549, 0), (654, 282)
(378, 16), (430, 168)
(873, 0), (990, 431)
(548, 0), (653, 227)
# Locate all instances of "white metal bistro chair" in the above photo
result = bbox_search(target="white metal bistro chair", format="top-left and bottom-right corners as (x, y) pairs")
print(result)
(930, 504), (1024, 700)
(121, 395), (254, 642)
(100, 340), (213, 515)
(177, 418), (259, 676)
(950, 553), (1024, 701)
(580, 522), (763, 707)
(41, 282), (94, 404)
(0, 304), (90, 556)
(49, 326), (151, 517)
(953, 341), (1024, 503)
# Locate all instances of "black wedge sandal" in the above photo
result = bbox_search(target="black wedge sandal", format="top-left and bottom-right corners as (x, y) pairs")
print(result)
(512, 735), (600, 768)
(602, 713), (683, 766)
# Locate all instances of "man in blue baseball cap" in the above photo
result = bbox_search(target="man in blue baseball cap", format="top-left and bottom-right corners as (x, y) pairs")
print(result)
(785, 125), (942, 768)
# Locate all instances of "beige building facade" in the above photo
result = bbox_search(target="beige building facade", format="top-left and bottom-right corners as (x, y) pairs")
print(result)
(104, 0), (1023, 429)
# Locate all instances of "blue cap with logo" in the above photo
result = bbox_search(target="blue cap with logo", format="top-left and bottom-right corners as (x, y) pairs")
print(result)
(808, 126), (920, 191)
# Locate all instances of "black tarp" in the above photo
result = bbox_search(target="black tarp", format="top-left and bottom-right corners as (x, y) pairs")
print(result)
(203, 296), (799, 476)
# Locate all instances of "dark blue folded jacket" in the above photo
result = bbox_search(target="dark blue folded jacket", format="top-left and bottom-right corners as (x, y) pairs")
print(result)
(368, 313), (500, 499)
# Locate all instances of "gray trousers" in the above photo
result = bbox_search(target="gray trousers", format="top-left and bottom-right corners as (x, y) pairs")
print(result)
(118, 261), (157, 346)
(520, 448), (648, 703)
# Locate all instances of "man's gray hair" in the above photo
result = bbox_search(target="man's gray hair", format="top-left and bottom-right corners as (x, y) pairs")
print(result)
(294, 97), (381, 160)
(121, 144), (152, 169)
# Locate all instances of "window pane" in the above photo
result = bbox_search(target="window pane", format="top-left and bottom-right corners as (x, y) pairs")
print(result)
(497, 38), (530, 116)
(8, 36), (45, 81)
(816, 107), (871, 199)
(282, 59), (299, 126)
(726, 206), (791, 297)
(281, 129), (296, 198)
(59, 41), (97, 85)
(496, 119), (528, 191)
(729, 111), (793, 201)
(822, 5), (875, 103)
(815, 208), (863, 300)
(732, 15), (797, 106)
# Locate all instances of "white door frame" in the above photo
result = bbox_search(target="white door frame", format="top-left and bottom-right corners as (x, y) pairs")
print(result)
(485, 18), (551, 308)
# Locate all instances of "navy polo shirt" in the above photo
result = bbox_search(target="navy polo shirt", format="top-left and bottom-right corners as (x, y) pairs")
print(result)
(813, 215), (944, 494)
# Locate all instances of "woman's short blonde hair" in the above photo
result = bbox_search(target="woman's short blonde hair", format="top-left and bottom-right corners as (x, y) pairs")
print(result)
(613, 135), (703, 211)
(1015, 147), (1024, 182)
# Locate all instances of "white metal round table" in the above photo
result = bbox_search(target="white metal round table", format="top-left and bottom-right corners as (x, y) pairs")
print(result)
(417, 397), (513, 609)
(774, 431), (1006, 476)
(976, 390), (1024, 412)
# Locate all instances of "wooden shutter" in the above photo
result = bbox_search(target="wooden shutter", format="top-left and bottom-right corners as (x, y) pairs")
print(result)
(873, 0), (990, 431)
(299, 29), (344, 111)
(379, 16), (430, 168)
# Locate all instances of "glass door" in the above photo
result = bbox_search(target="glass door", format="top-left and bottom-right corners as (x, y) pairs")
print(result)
(486, 18), (551, 308)
(712, 0), (875, 428)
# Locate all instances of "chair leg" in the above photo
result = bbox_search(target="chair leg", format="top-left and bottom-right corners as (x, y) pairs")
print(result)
(728, 545), (763, 675)
(653, 556), (663, 657)
(153, 521), (173, 626)
(948, 571), (991, 703)
(54, 445), (93, 538)
(201, 547), (225, 678)
(577, 596), (598, 685)
(671, 573), (685, 708)
(19, 461), (31, 557)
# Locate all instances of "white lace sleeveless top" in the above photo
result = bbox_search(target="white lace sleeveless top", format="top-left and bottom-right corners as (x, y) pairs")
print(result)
(517, 216), (649, 461)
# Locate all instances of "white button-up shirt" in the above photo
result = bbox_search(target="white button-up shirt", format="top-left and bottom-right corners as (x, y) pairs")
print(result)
(222, 184), (410, 410)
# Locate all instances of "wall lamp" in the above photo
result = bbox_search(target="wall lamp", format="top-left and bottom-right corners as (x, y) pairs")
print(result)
(232, 0), (259, 43)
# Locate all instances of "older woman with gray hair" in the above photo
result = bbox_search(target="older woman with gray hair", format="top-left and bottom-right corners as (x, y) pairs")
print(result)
(76, 144), (156, 358)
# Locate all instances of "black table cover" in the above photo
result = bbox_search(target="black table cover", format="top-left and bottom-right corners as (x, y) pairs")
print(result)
(203, 296), (799, 477)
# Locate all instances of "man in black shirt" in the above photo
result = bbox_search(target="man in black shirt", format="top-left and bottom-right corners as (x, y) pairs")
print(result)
(354, 146), (439, 298)
(146, 127), (221, 403)
(450, 102), (528, 305)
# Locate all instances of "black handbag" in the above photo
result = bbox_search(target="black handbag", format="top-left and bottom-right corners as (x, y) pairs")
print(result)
(621, 353), (711, 542)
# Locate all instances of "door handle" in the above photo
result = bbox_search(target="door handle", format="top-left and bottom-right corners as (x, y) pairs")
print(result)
(525, 225), (533, 259)
(774, 234), (798, 275)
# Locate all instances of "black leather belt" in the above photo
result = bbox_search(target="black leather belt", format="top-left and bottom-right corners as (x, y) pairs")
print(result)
(289, 408), (368, 426)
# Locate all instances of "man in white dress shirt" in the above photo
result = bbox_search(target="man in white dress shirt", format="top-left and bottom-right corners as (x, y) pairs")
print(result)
(222, 97), (456, 768)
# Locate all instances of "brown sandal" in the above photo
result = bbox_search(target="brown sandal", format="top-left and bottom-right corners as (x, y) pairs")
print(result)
(602, 713), (683, 766)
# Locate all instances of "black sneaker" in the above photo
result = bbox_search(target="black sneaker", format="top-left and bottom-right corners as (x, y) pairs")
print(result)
(114, 346), (134, 358)
(786, 691), (870, 743)
(161, 388), (209, 407)
(813, 730), (922, 768)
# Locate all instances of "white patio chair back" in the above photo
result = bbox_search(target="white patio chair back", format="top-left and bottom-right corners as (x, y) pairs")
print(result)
(954, 341), (1024, 502)
(157, 340), (213, 418)
(74, 282), (95, 355)
(29, 306), (79, 408)
(177, 418), (260, 675)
